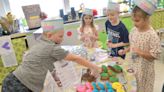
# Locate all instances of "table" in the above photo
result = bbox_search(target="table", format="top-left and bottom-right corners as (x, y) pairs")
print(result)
(42, 47), (137, 92)
(88, 49), (137, 92)
(63, 47), (137, 92)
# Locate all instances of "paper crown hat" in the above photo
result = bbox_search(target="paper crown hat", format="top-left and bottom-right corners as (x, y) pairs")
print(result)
(133, 0), (157, 15)
(83, 8), (93, 15)
(107, 2), (120, 12)
(41, 18), (64, 33)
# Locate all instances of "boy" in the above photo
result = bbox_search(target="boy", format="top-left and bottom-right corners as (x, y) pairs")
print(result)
(105, 2), (129, 59)
(2, 19), (101, 92)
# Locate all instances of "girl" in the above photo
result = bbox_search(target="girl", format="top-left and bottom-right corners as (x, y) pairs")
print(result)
(78, 9), (98, 48)
(119, 0), (161, 92)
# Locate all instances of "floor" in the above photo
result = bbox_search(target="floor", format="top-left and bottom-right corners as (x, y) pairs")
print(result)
(154, 60), (164, 92)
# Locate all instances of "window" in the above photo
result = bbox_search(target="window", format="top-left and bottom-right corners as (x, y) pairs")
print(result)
(9, 0), (64, 18)
(69, 0), (108, 17)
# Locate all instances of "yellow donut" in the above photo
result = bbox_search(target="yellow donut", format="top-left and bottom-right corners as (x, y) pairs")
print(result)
(112, 82), (123, 89)
(116, 89), (125, 92)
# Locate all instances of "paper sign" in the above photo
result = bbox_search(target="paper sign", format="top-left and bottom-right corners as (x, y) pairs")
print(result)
(43, 70), (63, 92)
(22, 4), (41, 29)
(54, 60), (80, 89)
(0, 36), (17, 67)
(1, 52), (17, 67)
(61, 30), (82, 45)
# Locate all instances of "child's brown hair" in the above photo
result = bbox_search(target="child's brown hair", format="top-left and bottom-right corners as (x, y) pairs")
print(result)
(132, 6), (150, 19)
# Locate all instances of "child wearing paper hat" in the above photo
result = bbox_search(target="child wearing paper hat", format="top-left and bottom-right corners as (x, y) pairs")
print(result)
(105, 2), (129, 60)
(107, 2), (120, 12)
(118, 0), (161, 92)
(83, 8), (93, 15)
(78, 8), (98, 48)
(133, 0), (157, 15)
(2, 18), (101, 92)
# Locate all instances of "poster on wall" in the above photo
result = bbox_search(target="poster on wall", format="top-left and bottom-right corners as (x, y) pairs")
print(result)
(61, 30), (82, 45)
(22, 4), (41, 30)
(0, 36), (17, 67)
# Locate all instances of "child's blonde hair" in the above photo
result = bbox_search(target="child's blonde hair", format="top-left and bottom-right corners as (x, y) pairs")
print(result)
(81, 14), (95, 33)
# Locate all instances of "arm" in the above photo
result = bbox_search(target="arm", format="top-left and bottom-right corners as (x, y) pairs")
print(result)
(132, 32), (161, 61)
(51, 46), (100, 71)
(118, 47), (130, 56)
(108, 42), (129, 48)
(92, 28), (98, 40)
(132, 47), (155, 61)
(64, 53), (101, 72)
(78, 27), (85, 41)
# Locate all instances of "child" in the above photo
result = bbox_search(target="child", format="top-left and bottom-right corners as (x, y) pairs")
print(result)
(119, 0), (161, 92)
(1, 19), (101, 92)
(105, 2), (129, 59)
(78, 8), (98, 48)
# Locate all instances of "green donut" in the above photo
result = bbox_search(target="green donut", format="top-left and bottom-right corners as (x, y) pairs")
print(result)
(109, 77), (119, 83)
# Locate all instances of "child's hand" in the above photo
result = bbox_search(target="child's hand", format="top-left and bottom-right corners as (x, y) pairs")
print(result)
(80, 35), (86, 41)
(90, 67), (101, 78)
(107, 42), (117, 48)
(118, 49), (125, 56)
(90, 35), (97, 40)
(132, 47), (142, 56)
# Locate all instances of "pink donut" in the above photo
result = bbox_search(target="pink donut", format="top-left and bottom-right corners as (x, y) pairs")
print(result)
(76, 85), (87, 92)
(86, 89), (92, 92)
(85, 82), (93, 89)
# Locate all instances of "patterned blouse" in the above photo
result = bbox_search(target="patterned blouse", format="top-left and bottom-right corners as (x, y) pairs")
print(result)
(129, 27), (161, 92)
